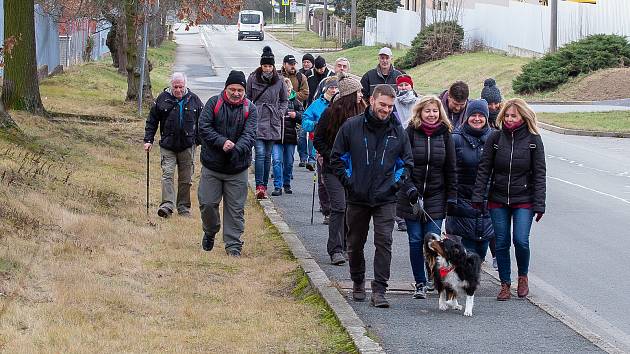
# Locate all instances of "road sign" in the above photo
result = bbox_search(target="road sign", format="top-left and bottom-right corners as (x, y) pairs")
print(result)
(166, 10), (176, 25)
(282, 0), (289, 5)
(290, 0), (298, 12)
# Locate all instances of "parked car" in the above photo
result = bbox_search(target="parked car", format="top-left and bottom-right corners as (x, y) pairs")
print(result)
(237, 10), (265, 41)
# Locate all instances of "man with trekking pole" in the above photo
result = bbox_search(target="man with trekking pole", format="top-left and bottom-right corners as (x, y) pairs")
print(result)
(144, 72), (204, 218)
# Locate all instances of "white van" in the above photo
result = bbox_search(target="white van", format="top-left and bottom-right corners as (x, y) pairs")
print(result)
(237, 10), (265, 41)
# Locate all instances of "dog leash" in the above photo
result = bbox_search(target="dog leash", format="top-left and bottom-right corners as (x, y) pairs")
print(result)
(413, 199), (445, 236)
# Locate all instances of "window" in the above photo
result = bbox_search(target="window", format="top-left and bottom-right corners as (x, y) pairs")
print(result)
(240, 14), (261, 24)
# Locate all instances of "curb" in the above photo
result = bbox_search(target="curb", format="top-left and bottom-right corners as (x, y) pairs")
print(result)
(527, 98), (630, 106)
(247, 173), (385, 354)
(537, 122), (630, 138)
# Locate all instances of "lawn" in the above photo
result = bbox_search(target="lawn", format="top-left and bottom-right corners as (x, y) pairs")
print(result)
(322, 46), (409, 77)
(268, 28), (341, 49)
(538, 110), (630, 133)
(0, 38), (355, 353)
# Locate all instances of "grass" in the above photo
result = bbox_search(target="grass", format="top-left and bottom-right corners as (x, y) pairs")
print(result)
(538, 111), (630, 133)
(268, 28), (341, 49)
(0, 39), (356, 352)
(322, 46), (409, 77)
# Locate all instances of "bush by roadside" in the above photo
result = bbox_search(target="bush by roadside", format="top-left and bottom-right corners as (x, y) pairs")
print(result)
(395, 21), (464, 70)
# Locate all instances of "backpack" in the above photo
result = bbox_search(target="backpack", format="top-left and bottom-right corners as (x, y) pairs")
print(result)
(213, 96), (250, 121)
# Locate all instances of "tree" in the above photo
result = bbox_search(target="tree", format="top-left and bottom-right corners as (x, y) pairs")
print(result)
(0, 102), (18, 130)
(356, 0), (400, 27)
(2, 0), (46, 115)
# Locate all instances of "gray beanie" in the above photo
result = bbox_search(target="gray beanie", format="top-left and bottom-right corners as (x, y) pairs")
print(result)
(480, 78), (502, 104)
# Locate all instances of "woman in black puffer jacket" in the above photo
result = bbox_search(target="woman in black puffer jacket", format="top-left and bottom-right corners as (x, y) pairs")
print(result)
(472, 98), (546, 301)
(445, 99), (494, 260)
(397, 95), (457, 299)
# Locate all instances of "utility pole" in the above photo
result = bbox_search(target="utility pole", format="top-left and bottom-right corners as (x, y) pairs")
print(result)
(550, 0), (558, 52)
(351, 0), (357, 39)
(138, 0), (149, 115)
(420, 0), (426, 30)
(305, 0), (310, 31)
(323, 0), (328, 41)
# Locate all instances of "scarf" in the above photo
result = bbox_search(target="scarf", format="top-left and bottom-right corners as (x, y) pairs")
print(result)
(488, 110), (499, 129)
(503, 119), (525, 133)
(420, 120), (442, 137)
(261, 71), (274, 82)
(394, 90), (418, 128)
(462, 121), (488, 138)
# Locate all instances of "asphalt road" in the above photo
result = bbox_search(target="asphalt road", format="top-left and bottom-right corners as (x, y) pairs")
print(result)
(174, 25), (629, 352)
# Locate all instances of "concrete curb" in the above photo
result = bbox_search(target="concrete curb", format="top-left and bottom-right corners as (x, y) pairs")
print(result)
(538, 122), (630, 138)
(247, 174), (385, 354)
(527, 98), (630, 106)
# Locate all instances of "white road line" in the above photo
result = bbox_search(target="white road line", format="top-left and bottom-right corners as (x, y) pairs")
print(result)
(549, 176), (630, 205)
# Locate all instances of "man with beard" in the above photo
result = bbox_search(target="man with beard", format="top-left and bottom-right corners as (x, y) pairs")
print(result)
(481, 78), (503, 129)
(330, 84), (413, 308)
(281, 54), (309, 103)
(439, 81), (470, 128)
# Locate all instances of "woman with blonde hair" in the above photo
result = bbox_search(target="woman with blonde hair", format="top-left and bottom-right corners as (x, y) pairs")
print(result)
(472, 98), (546, 301)
(397, 95), (457, 299)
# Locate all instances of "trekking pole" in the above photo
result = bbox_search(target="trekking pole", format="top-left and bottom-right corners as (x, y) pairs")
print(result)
(310, 171), (316, 225)
(146, 150), (150, 216)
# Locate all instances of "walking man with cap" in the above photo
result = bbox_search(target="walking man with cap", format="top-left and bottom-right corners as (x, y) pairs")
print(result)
(144, 72), (204, 218)
(281, 54), (309, 103)
(197, 70), (258, 257)
(360, 47), (402, 101)
(330, 84), (413, 308)
(439, 81), (470, 128)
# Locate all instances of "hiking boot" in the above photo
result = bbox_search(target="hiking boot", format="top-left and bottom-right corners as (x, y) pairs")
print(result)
(202, 233), (215, 252)
(517, 275), (529, 298)
(331, 252), (346, 265)
(413, 283), (426, 299)
(370, 292), (390, 308)
(226, 249), (241, 258)
(396, 220), (407, 232)
(426, 280), (435, 292)
(322, 215), (330, 225)
(157, 206), (172, 218)
(497, 283), (511, 301)
(255, 185), (267, 199)
(271, 188), (283, 196)
(298, 161), (306, 167)
(352, 282), (366, 302)
(492, 257), (498, 271)
(305, 163), (315, 171)
(284, 186), (293, 194)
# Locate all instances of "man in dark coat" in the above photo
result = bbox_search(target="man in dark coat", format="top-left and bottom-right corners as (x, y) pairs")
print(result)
(144, 72), (204, 218)
(360, 47), (402, 101)
(197, 70), (258, 257)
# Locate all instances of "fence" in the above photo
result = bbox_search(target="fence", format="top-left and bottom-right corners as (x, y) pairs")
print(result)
(364, 0), (630, 56)
(310, 14), (362, 45)
(59, 19), (111, 68)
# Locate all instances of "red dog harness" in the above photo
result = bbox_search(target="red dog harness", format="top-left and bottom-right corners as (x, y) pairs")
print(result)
(439, 266), (454, 278)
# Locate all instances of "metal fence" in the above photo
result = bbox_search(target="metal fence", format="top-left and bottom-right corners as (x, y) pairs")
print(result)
(59, 20), (111, 68)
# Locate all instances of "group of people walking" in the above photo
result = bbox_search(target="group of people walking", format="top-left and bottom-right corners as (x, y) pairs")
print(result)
(143, 45), (546, 307)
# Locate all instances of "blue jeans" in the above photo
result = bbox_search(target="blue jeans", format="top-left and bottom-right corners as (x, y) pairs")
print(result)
(272, 143), (296, 189)
(297, 128), (308, 163)
(461, 238), (490, 261)
(255, 139), (274, 188)
(405, 218), (443, 284)
(489, 207), (534, 284)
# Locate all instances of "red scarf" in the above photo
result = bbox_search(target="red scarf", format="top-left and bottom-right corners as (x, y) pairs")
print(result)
(503, 119), (524, 133)
(420, 121), (442, 137)
(223, 91), (244, 105)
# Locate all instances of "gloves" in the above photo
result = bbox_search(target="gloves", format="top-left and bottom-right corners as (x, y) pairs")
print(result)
(407, 187), (419, 203)
(471, 202), (483, 210)
(535, 212), (544, 222)
(411, 198), (424, 217)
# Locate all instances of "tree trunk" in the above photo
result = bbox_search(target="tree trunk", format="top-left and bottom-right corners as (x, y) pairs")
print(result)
(125, 0), (140, 101)
(2, 0), (46, 115)
(117, 16), (128, 75)
(0, 101), (18, 130)
(106, 19), (119, 68)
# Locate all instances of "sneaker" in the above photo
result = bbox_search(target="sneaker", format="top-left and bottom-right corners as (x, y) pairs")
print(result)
(370, 292), (390, 308)
(305, 163), (315, 171)
(202, 233), (215, 251)
(352, 282), (366, 302)
(413, 283), (426, 299)
(298, 162), (306, 167)
(178, 210), (192, 218)
(157, 206), (172, 218)
(497, 283), (511, 301)
(271, 188), (283, 196)
(396, 220), (407, 232)
(255, 186), (267, 199)
(517, 275), (529, 298)
(226, 249), (241, 257)
(322, 215), (330, 225)
(492, 257), (498, 270)
(284, 186), (293, 194)
(331, 252), (346, 265)
(426, 280), (435, 292)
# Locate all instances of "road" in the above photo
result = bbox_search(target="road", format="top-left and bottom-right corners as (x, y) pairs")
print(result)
(175, 25), (630, 352)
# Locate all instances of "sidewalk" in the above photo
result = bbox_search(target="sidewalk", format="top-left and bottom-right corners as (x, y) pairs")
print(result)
(267, 166), (602, 353)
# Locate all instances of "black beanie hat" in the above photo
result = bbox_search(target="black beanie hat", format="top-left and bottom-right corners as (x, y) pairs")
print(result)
(225, 70), (246, 89)
(302, 53), (315, 65)
(260, 46), (275, 66)
(481, 78), (502, 104)
(314, 55), (326, 69)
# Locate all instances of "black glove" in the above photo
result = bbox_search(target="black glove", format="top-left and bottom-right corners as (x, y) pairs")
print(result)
(407, 187), (419, 203)
(411, 198), (424, 216)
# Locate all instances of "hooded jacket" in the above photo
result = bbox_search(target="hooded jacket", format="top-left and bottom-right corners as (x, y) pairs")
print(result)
(197, 91), (258, 174)
(246, 68), (288, 141)
(360, 64), (402, 100)
(301, 93), (331, 133)
(445, 124), (494, 241)
(472, 124), (546, 213)
(144, 88), (204, 152)
(330, 107), (414, 207)
(393, 90), (421, 128)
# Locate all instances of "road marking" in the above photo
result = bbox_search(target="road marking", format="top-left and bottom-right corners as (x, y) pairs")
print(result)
(549, 176), (630, 205)
(547, 155), (630, 180)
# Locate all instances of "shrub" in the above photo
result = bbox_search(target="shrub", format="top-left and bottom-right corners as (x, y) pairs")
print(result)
(342, 38), (362, 50)
(394, 21), (464, 70)
(513, 34), (630, 94)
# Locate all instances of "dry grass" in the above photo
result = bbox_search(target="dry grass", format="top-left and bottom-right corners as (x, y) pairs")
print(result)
(0, 40), (355, 353)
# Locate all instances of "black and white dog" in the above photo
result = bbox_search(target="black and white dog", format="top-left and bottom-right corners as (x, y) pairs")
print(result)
(423, 233), (482, 316)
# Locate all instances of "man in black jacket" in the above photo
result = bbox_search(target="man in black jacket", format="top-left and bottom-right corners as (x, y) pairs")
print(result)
(144, 72), (204, 218)
(330, 84), (413, 308)
(197, 70), (258, 257)
(360, 47), (402, 101)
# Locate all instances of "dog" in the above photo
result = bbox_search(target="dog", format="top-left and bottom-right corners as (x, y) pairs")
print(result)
(423, 232), (482, 316)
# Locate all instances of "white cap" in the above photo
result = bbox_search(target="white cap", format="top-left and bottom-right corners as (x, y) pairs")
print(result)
(378, 47), (393, 57)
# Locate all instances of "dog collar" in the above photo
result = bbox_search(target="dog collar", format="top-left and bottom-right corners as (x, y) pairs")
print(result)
(439, 266), (454, 278)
